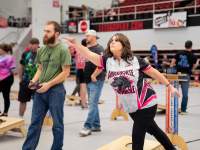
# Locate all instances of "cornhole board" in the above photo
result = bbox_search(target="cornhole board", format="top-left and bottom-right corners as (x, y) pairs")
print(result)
(97, 136), (164, 150)
(66, 95), (81, 106)
(43, 116), (53, 126)
(0, 117), (26, 137)
(43, 112), (53, 126)
(111, 108), (128, 121)
(111, 95), (129, 121)
(10, 90), (19, 101)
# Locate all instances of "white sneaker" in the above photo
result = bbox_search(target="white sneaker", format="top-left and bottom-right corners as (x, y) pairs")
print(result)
(180, 111), (188, 115)
(79, 128), (92, 137)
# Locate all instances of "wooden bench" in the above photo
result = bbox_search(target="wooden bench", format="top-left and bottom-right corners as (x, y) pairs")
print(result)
(0, 117), (26, 137)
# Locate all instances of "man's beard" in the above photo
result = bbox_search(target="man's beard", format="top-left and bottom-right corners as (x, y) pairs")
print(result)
(43, 34), (56, 45)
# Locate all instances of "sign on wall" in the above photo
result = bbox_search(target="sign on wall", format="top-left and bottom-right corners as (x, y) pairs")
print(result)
(0, 17), (8, 27)
(52, 0), (60, 8)
(67, 21), (78, 33)
(78, 20), (90, 33)
(153, 12), (187, 29)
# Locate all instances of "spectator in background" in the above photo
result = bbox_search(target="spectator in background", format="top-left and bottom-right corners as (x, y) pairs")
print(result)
(75, 39), (88, 108)
(107, 8), (117, 21)
(69, 46), (80, 97)
(18, 38), (39, 118)
(79, 30), (106, 137)
(171, 40), (197, 114)
(162, 54), (170, 73)
(69, 39), (88, 109)
(0, 43), (16, 116)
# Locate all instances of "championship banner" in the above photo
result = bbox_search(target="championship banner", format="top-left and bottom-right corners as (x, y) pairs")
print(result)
(78, 20), (90, 33)
(153, 11), (187, 29)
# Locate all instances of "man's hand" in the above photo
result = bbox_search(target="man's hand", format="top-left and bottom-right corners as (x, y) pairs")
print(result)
(37, 82), (51, 93)
(91, 74), (97, 82)
(28, 80), (35, 89)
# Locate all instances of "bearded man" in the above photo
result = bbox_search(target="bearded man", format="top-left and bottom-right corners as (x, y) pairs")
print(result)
(22, 21), (71, 150)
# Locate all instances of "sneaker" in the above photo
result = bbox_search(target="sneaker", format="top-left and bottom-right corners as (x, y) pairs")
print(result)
(79, 128), (92, 137)
(91, 127), (101, 132)
(180, 111), (188, 115)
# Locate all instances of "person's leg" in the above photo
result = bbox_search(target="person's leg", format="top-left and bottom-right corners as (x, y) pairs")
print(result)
(19, 102), (27, 117)
(129, 112), (147, 150)
(22, 92), (48, 150)
(84, 82), (100, 129)
(71, 84), (80, 96)
(2, 87), (11, 115)
(180, 77), (190, 112)
(1, 75), (14, 115)
(147, 120), (176, 150)
(93, 80), (104, 129)
(80, 83), (88, 108)
(71, 76), (80, 96)
(48, 84), (65, 150)
(18, 81), (33, 117)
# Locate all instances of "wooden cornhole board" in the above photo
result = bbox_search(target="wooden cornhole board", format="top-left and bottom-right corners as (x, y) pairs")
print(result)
(97, 136), (163, 150)
(66, 95), (81, 106)
(111, 108), (128, 121)
(43, 116), (53, 126)
(10, 90), (19, 101)
(0, 117), (26, 137)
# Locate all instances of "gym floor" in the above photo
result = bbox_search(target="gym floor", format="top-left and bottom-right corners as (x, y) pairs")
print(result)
(0, 77), (200, 150)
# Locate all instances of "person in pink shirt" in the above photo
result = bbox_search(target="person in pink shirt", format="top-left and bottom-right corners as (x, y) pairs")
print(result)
(69, 39), (88, 109)
(0, 43), (16, 116)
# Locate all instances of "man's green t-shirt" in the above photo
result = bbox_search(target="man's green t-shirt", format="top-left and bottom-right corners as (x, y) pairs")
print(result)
(36, 43), (71, 83)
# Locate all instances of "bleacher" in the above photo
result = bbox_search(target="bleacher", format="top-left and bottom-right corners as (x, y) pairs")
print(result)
(0, 16), (30, 28)
(62, 0), (200, 78)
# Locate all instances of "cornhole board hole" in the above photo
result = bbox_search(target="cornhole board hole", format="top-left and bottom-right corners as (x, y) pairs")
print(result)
(0, 117), (26, 137)
(97, 136), (164, 150)
(66, 95), (81, 106)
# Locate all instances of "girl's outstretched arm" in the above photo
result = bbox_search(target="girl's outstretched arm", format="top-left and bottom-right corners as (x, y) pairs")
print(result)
(144, 67), (181, 97)
(64, 37), (102, 66)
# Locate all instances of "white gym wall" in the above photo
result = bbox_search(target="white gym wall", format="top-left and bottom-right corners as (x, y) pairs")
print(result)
(32, 0), (61, 44)
(0, 0), (29, 18)
(61, 26), (200, 50)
